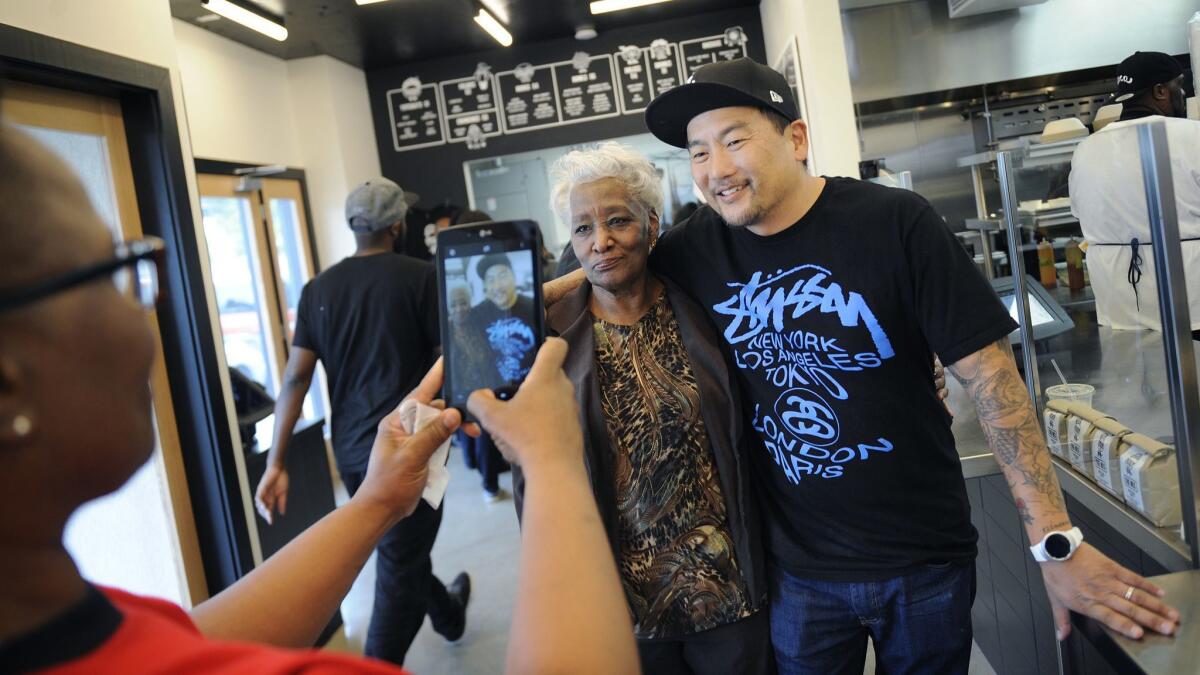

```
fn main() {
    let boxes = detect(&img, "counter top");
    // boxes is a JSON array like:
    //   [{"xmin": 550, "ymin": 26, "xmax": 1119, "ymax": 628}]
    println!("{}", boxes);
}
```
[{"xmin": 1072, "ymin": 570, "xmax": 1200, "ymax": 674}]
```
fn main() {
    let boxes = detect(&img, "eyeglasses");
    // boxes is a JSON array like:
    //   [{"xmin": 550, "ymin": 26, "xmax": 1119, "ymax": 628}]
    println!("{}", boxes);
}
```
[{"xmin": 0, "ymin": 236, "xmax": 165, "ymax": 314}]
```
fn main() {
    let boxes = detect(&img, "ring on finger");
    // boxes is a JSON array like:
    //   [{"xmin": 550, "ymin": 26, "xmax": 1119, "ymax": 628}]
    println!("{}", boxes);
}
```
[{"xmin": 1124, "ymin": 585, "xmax": 1135, "ymax": 601}]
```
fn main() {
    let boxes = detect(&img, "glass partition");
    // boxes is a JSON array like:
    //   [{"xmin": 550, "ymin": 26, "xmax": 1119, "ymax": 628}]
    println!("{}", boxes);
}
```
[{"xmin": 993, "ymin": 122, "xmax": 1200, "ymax": 570}]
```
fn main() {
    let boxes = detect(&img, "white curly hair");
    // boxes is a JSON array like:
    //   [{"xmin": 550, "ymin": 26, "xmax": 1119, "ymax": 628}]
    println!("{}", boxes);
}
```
[{"xmin": 549, "ymin": 142, "xmax": 663, "ymax": 231}]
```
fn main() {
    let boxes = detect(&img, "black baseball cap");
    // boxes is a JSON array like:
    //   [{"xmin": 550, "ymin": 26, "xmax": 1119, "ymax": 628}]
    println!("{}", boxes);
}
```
[
  {"xmin": 645, "ymin": 57, "xmax": 798, "ymax": 148},
  {"xmin": 1115, "ymin": 51, "xmax": 1184, "ymax": 102},
  {"xmin": 476, "ymin": 253, "xmax": 513, "ymax": 282}
]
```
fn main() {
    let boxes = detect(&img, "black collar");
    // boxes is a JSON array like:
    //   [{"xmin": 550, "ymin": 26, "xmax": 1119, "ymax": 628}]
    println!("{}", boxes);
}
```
[{"xmin": 0, "ymin": 584, "xmax": 123, "ymax": 674}]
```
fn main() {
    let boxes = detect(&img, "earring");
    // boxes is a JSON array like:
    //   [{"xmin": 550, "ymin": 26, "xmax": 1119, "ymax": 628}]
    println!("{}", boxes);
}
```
[{"xmin": 12, "ymin": 414, "xmax": 32, "ymax": 437}]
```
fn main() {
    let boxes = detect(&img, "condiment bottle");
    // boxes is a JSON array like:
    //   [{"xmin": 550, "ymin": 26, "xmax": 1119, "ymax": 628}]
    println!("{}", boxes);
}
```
[
  {"xmin": 1038, "ymin": 238, "xmax": 1057, "ymax": 289},
  {"xmin": 1065, "ymin": 238, "xmax": 1085, "ymax": 291}
]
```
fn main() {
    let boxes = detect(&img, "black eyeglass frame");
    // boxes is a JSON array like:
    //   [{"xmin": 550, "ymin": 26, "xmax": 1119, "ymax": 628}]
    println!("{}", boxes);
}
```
[{"xmin": 0, "ymin": 236, "xmax": 165, "ymax": 313}]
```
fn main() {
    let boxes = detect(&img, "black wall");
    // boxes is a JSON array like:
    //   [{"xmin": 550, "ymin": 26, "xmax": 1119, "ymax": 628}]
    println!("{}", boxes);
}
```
[{"xmin": 365, "ymin": 7, "xmax": 765, "ymax": 211}]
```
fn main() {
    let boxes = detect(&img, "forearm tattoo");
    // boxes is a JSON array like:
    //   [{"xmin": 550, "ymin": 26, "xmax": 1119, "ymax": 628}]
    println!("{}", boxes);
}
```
[{"xmin": 950, "ymin": 338, "xmax": 1068, "ymax": 532}]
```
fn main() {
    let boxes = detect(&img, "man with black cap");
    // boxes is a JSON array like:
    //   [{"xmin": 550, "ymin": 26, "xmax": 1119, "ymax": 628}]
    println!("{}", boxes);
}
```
[
  {"xmin": 466, "ymin": 252, "xmax": 539, "ymax": 398},
  {"xmin": 254, "ymin": 177, "xmax": 470, "ymax": 666},
  {"xmin": 1069, "ymin": 51, "xmax": 1200, "ymax": 338},
  {"xmin": 632, "ymin": 57, "xmax": 1179, "ymax": 673},
  {"xmin": 1114, "ymin": 51, "xmax": 1189, "ymax": 121}
]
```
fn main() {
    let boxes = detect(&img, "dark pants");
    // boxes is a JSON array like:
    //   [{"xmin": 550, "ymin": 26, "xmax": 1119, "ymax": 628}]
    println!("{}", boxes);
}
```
[
  {"xmin": 341, "ymin": 471, "xmax": 462, "ymax": 666},
  {"xmin": 456, "ymin": 430, "xmax": 507, "ymax": 493},
  {"xmin": 637, "ymin": 612, "xmax": 774, "ymax": 675},
  {"xmin": 769, "ymin": 560, "xmax": 976, "ymax": 675}
]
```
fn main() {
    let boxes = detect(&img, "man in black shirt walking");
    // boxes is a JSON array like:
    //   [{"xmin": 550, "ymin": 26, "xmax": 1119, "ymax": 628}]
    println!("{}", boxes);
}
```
[
  {"xmin": 254, "ymin": 178, "xmax": 469, "ymax": 665},
  {"xmin": 628, "ymin": 58, "xmax": 1179, "ymax": 673}
]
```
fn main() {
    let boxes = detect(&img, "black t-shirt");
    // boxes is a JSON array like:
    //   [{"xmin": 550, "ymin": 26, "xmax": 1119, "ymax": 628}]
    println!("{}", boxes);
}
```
[
  {"xmin": 651, "ymin": 177, "xmax": 1016, "ymax": 580},
  {"xmin": 466, "ymin": 294, "xmax": 538, "ymax": 391},
  {"xmin": 293, "ymin": 253, "xmax": 439, "ymax": 473}
]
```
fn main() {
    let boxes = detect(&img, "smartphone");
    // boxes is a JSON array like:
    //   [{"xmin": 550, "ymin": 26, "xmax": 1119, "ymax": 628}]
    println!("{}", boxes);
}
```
[{"xmin": 437, "ymin": 220, "xmax": 545, "ymax": 415}]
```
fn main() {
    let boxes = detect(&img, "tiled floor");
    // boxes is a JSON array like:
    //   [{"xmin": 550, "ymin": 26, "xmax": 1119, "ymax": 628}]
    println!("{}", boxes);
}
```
[{"xmin": 331, "ymin": 442, "xmax": 997, "ymax": 675}]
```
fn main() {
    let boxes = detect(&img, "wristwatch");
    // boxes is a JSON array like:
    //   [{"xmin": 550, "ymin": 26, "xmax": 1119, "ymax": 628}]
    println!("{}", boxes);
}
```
[{"xmin": 1030, "ymin": 527, "xmax": 1084, "ymax": 562}]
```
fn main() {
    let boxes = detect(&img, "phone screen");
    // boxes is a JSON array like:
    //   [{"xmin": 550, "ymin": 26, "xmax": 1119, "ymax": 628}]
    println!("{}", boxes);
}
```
[{"xmin": 440, "ymin": 227, "xmax": 543, "ymax": 410}]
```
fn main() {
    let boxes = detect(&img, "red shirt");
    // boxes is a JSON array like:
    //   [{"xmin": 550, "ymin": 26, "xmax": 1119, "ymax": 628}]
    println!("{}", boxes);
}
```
[{"xmin": 4, "ymin": 585, "xmax": 408, "ymax": 674}]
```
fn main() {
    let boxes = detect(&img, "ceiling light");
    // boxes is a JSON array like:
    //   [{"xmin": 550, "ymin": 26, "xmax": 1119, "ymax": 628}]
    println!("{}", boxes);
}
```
[
  {"xmin": 575, "ymin": 24, "xmax": 598, "ymax": 40},
  {"xmin": 201, "ymin": 0, "xmax": 288, "ymax": 41},
  {"xmin": 479, "ymin": 0, "xmax": 510, "ymax": 24},
  {"xmin": 355, "ymin": 0, "xmax": 392, "ymax": 4},
  {"xmin": 474, "ymin": 8, "xmax": 513, "ymax": 47},
  {"xmin": 590, "ymin": 0, "xmax": 673, "ymax": 14}
]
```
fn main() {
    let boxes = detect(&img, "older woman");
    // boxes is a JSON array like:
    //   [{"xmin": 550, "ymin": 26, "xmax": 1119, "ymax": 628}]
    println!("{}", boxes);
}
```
[
  {"xmin": 0, "ymin": 122, "xmax": 636, "ymax": 674},
  {"xmin": 513, "ymin": 142, "xmax": 772, "ymax": 674}
]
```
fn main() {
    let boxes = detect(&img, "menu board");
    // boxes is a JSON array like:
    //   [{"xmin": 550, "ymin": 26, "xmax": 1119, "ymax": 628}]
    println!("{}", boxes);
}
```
[
  {"xmin": 552, "ymin": 54, "xmax": 619, "ymax": 124},
  {"xmin": 645, "ymin": 41, "xmax": 686, "ymax": 100},
  {"xmin": 381, "ymin": 26, "xmax": 757, "ymax": 152},
  {"xmin": 679, "ymin": 27, "xmax": 749, "ymax": 78},
  {"xmin": 387, "ymin": 80, "xmax": 445, "ymax": 151},
  {"xmin": 496, "ymin": 63, "xmax": 561, "ymax": 134},
  {"xmin": 441, "ymin": 73, "xmax": 502, "ymax": 145},
  {"xmin": 614, "ymin": 46, "xmax": 652, "ymax": 114},
  {"xmin": 441, "ymin": 74, "xmax": 497, "ymax": 117}
]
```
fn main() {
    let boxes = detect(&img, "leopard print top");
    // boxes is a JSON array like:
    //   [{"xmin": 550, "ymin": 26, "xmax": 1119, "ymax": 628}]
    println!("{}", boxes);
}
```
[{"xmin": 593, "ymin": 292, "xmax": 751, "ymax": 640}]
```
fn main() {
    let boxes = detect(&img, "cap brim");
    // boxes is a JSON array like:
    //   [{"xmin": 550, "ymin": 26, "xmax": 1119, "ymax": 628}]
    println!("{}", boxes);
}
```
[{"xmin": 645, "ymin": 82, "xmax": 783, "ymax": 148}]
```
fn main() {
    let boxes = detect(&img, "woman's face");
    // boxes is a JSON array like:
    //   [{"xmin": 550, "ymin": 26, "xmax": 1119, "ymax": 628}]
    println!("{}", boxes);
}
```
[
  {"xmin": 449, "ymin": 287, "xmax": 471, "ymax": 324},
  {"xmin": 0, "ymin": 134, "xmax": 157, "ymax": 507},
  {"xmin": 569, "ymin": 177, "xmax": 656, "ymax": 294}
]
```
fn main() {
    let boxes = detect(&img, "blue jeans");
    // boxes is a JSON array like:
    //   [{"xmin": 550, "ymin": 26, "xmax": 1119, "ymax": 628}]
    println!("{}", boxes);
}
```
[{"xmin": 770, "ymin": 560, "xmax": 975, "ymax": 675}]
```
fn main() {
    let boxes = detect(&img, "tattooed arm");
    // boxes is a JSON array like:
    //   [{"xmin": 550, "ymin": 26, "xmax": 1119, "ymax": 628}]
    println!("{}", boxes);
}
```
[{"xmin": 949, "ymin": 338, "xmax": 1179, "ymax": 641}]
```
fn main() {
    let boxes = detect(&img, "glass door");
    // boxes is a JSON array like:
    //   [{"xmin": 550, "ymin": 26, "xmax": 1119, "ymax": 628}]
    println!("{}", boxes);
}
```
[{"xmin": 197, "ymin": 173, "xmax": 326, "ymax": 443}]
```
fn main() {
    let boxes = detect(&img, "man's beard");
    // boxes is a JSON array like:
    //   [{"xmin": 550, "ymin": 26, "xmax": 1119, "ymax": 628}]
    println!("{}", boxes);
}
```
[
  {"xmin": 1171, "ymin": 89, "xmax": 1188, "ymax": 118},
  {"xmin": 712, "ymin": 186, "xmax": 776, "ymax": 229}
]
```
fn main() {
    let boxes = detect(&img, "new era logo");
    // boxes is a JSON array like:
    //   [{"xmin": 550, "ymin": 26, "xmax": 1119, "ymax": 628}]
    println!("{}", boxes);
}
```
[
  {"xmin": 770, "ymin": 90, "xmax": 784, "ymax": 104},
  {"xmin": 1118, "ymin": 75, "xmax": 1134, "ymax": 85}
]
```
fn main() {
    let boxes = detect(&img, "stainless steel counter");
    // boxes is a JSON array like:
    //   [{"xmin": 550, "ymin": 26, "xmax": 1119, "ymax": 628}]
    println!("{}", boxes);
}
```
[
  {"xmin": 949, "ymin": 306, "xmax": 1199, "ymax": 569},
  {"xmin": 1071, "ymin": 570, "xmax": 1200, "ymax": 674}
]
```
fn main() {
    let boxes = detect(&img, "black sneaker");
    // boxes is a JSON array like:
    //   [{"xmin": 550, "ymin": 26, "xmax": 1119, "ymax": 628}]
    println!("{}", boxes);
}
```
[{"xmin": 440, "ymin": 572, "xmax": 471, "ymax": 642}]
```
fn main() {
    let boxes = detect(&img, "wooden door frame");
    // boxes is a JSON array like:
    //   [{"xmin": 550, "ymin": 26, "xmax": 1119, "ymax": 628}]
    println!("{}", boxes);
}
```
[
  {"xmin": 4, "ymin": 81, "xmax": 207, "ymax": 604},
  {"xmin": 195, "ymin": 160, "xmax": 321, "ymax": 273},
  {"xmin": 1, "ymin": 23, "xmax": 255, "ymax": 593}
]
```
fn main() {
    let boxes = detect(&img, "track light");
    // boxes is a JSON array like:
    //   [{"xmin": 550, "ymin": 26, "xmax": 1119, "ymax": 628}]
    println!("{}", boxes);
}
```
[
  {"xmin": 474, "ymin": 8, "xmax": 513, "ymax": 47},
  {"xmin": 590, "ymin": 0, "xmax": 673, "ymax": 14},
  {"xmin": 201, "ymin": 0, "xmax": 288, "ymax": 41}
]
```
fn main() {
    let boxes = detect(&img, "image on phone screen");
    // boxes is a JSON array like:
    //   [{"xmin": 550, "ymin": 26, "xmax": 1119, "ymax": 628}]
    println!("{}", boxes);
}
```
[{"xmin": 442, "ymin": 243, "xmax": 540, "ymax": 407}]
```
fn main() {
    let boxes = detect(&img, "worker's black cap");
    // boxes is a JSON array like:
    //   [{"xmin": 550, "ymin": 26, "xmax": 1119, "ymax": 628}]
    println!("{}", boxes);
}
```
[{"xmin": 1115, "ymin": 51, "xmax": 1184, "ymax": 102}]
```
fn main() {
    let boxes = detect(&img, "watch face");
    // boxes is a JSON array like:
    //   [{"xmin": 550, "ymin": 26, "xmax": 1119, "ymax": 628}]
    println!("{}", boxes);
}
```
[{"xmin": 1045, "ymin": 532, "xmax": 1072, "ymax": 559}]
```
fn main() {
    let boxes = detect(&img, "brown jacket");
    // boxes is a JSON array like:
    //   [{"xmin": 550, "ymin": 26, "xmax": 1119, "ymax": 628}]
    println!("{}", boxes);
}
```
[{"xmin": 512, "ymin": 276, "xmax": 767, "ymax": 610}]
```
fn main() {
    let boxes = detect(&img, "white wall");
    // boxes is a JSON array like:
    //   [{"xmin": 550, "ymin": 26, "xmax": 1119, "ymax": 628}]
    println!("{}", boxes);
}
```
[
  {"xmin": 759, "ymin": 0, "xmax": 863, "ymax": 178},
  {"xmin": 844, "ymin": 0, "xmax": 1199, "ymax": 103},
  {"xmin": 173, "ymin": 19, "xmax": 302, "ymax": 168},
  {"xmin": 171, "ymin": 18, "xmax": 379, "ymax": 269},
  {"xmin": 286, "ymin": 56, "xmax": 381, "ymax": 267}
]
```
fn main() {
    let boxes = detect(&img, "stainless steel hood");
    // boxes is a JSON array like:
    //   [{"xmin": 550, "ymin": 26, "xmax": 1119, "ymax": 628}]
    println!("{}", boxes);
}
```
[{"xmin": 948, "ymin": 0, "xmax": 1048, "ymax": 18}]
